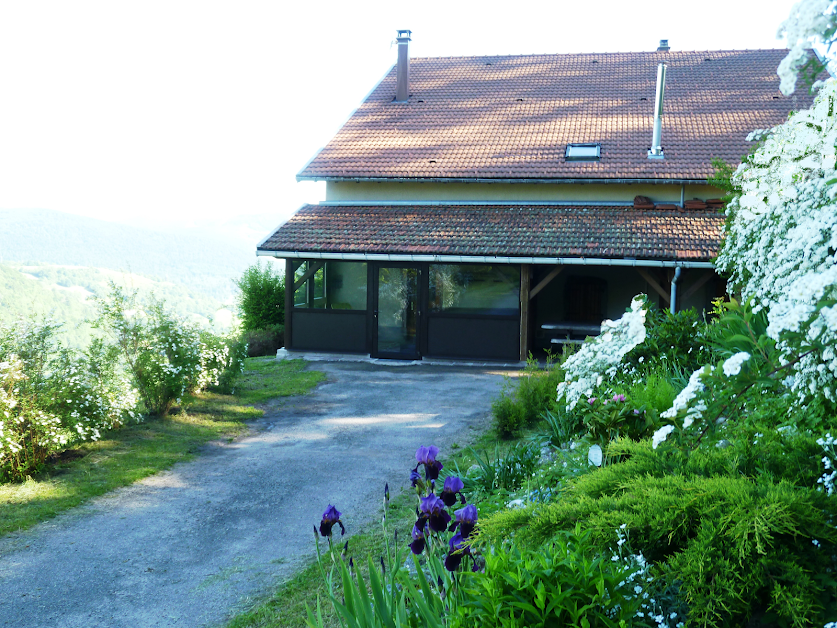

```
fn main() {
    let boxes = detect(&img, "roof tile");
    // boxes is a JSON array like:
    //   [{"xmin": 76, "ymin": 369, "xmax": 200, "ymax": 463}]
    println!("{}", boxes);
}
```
[{"xmin": 259, "ymin": 204, "xmax": 724, "ymax": 261}]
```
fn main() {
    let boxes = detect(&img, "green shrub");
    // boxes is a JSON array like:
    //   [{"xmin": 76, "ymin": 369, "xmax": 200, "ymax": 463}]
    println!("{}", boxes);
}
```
[
  {"xmin": 0, "ymin": 318, "xmax": 138, "ymax": 481},
  {"xmin": 492, "ymin": 355, "xmax": 562, "ymax": 437},
  {"xmin": 624, "ymin": 306, "xmax": 709, "ymax": 376},
  {"xmin": 477, "ymin": 438, "xmax": 837, "ymax": 628},
  {"xmin": 235, "ymin": 262, "xmax": 285, "ymax": 332},
  {"xmin": 450, "ymin": 527, "xmax": 644, "ymax": 628},
  {"xmin": 244, "ymin": 324, "xmax": 284, "ymax": 357},
  {"xmin": 92, "ymin": 283, "xmax": 243, "ymax": 416}
]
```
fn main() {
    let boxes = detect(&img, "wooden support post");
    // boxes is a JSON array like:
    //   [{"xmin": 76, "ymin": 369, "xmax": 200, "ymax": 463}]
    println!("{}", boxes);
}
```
[
  {"xmin": 520, "ymin": 264, "xmax": 530, "ymax": 361},
  {"xmin": 682, "ymin": 270, "xmax": 715, "ymax": 301},
  {"xmin": 284, "ymin": 259, "xmax": 293, "ymax": 350},
  {"xmin": 636, "ymin": 268, "xmax": 670, "ymax": 305},
  {"xmin": 529, "ymin": 265, "xmax": 564, "ymax": 300}
]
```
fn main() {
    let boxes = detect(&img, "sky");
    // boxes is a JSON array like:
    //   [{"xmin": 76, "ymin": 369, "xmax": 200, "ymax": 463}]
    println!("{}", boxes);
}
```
[{"xmin": 0, "ymin": 0, "xmax": 804, "ymax": 235}]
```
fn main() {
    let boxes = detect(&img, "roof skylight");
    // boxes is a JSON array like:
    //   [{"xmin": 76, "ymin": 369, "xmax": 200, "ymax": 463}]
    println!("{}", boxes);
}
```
[{"xmin": 565, "ymin": 143, "xmax": 601, "ymax": 161}]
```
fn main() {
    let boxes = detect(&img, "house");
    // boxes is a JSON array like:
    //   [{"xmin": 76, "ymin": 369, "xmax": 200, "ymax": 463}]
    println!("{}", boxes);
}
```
[{"xmin": 257, "ymin": 33, "xmax": 816, "ymax": 362}]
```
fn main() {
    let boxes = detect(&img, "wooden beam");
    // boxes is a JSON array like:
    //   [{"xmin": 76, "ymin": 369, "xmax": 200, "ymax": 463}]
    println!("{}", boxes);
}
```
[
  {"xmin": 520, "ymin": 264, "xmax": 530, "ymax": 361},
  {"xmin": 682, "ymin": 270, "xmax": 715, "ymax": 301},
  {"xmin": 529, "ymin": 265, "xmax": 564, "ymax": 300},
  {"xmin": 284, "ymin": 260, "xmax": 293, "ymax": 350},
  {"xmin": 636, "ymin": 268, "xmax": 670, "ymax": 305},
  {"xmin": 293, "ymin": 261, "xmax": 325, "ymax": 291}
]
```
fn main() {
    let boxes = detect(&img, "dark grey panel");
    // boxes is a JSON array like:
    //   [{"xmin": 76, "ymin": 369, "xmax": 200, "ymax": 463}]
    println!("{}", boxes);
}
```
[
  {"xmin": 292, "ymin": 311, "xmax": 367, "ymax": 353},
  {"xmin": 426, "ymin": 317, "xmax": 519, "ymax": 360}
]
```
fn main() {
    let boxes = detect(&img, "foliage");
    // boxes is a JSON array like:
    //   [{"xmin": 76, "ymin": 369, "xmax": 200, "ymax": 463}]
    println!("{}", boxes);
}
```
[
  {"xmin": 715, "ymin": 78, "xmax": 837, "ymax": 406},
  {"xmin": 450, "ymin": 527, "xmax": 644, "ymax": 628},
  {"xmin": 556, "ymin": 296, "xmax": 648, "ymax": 411},
  {"xmin": 623, "ymin": 306, "xmax": 709, "ymax": 377},
  {"xmin": 91, "ymin": 283, "xmax": 243, "ymax": 416},
  {"xmin": 576, "ymin": 393, "xmax": 655, "ymax": 444},
  {"xmin": 491, "ymin": 354, "xmax": 562, "ymax": 437},
  {"xmin": 0, "ymin": 318, "xmax": 138, "ymax": 481},
  {"xmin": 235, "ymin": 262, "xmax": 285, "ymax": 332},
  {"xmin": 460, "ymin": 442, "xmax": 541, "ymax": 494},
  {"xmin": 477, "ymin": 438, "xmax": 837, "ymax": 628},
  {"xmin": 243, "ymin": 323, "xmax": 284, "ymax": 357},
  {"xmin": 776, "ymin": 0, "xmax": 836, "ymax": 95}
]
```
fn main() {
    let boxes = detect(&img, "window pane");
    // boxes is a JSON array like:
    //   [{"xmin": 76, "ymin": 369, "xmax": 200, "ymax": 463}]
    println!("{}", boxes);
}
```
[
  {"xmin": 325, "ymin": 261, "xmax": 367, "ymax": 310},
  {"xmin": 293, "ymin": 260, "xmax": 367, "ymax": 310},
  {"xmin": 429, "ymin": 264, "xmax": 519, "ymax": 315}
]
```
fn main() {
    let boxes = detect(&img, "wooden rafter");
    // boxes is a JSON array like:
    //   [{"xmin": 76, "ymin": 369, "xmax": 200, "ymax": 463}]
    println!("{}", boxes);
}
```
[
  {"xmin": 293, "ymin": 261, "xmax": 325, "ymax": 291},
  {"xmin": 529, "ymin": 265, "xmax": 564, "ymax": 300},
  {"xmin": 682, "ymin": 270, "xmax": 715, "ymax": 301},
  {"xmin": 636, "ymin": 268, "xmax": 670, "ymax": 305}
]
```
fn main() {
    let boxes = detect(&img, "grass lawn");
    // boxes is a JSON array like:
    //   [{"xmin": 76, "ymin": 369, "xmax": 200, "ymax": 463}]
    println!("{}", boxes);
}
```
[{"xmin": 0, "ymin": 358, "xmax": 324, "ymax": 538}]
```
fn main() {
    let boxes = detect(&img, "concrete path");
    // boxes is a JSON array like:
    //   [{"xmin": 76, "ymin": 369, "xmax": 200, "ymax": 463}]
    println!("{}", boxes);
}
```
[{"xmin": 0, "ymin": 362, "xmax": 511, "ymax": 628}]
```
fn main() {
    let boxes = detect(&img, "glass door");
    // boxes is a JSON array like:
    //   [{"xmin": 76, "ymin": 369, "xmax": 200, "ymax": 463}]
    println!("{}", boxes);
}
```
[{"xmin": 374, "ymin": 266, "xmax": 420, "ymax": 359}]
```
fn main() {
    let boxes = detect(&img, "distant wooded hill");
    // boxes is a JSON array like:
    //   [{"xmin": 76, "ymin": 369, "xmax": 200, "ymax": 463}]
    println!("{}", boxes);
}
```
[
  {"xmin": 0, "ymin": 209, "xmax": 260, "ymax": 301},
  {"xmin": 0, "ymin": 262, "xmax": 233, "ymax": 347}
]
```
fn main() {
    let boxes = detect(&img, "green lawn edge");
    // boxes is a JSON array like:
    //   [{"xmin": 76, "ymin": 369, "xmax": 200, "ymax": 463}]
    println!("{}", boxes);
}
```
[{"xmin": 0, "ymin": 358, "xmax": 324, "ymax": 539}]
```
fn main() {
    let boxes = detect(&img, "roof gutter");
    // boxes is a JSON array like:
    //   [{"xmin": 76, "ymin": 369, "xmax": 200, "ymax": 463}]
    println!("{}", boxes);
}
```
[
  {"xmin": 256, "ymin": 249, "xmax": 715, "ymax": 269},
  {"xmin": 296, "ymin": 175, "xmax": 707, "ymax": 185}
]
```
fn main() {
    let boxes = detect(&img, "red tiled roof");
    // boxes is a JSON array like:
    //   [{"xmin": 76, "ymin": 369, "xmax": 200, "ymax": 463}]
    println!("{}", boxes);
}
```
[
  {"xmin": 258, "ymin": 204, "xmax": 724, "ymax": 261},
  {"xmin": 298, "ymin": 50, "xmax": 816, "ymax": 182}
]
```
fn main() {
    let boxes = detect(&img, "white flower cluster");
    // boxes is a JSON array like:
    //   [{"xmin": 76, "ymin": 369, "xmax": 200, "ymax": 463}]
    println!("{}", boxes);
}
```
[
  {"xmin": 816, "ymin": 432, "xmax": 837, "ymax": 494},
  {"xmin": 716, "ymin": 78, "xmax": 837, "ymax": 403},
  {"xmin": 611, "ymin": 525, "xmax": 684, "ymax": 627},
  {"xmin": 721, "ymin": 352, "xmax": 751, "ymax": 377},
  {"xmin": 556, "ymin": 296, "xmax": 648, "ymax": 409},
  {"xmin": 776, "ymin": 0, "xmax": 835, "ymax": 95},
  {"xmin": 0, "ymin": 356, "xmax": 67, "ymax": 464}
]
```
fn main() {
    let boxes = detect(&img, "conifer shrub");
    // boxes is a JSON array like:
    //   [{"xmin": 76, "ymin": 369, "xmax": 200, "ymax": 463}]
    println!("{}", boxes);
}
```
[{"xmin": 476, "ymin": 438, "xmax": 837, "ymax": 627}]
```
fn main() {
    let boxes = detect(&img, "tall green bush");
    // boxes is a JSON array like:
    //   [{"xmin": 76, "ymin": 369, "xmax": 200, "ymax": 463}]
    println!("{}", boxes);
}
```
[
  {"xmin": 0, "ymin": 318, "xmax": 138, "ymax": 481},
  {"xmin": 92, "ymin": 283, "xmax": 244, "ymax": 416},
  {"xmin": 235, "ymin": 262, "xmax": 285, "ymax": 332}
]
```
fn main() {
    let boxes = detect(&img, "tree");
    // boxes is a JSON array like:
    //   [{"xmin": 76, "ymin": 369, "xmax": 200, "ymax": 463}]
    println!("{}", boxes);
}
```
[{"xmin": 235, "ymin": 262, "xmax": 285, "ymax": 332}]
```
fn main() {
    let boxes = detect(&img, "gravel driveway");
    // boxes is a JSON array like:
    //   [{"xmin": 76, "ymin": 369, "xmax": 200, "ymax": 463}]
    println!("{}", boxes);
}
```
[{"xmin": 0, "ymin": 361, "xmax": 511, "ymax": 628}]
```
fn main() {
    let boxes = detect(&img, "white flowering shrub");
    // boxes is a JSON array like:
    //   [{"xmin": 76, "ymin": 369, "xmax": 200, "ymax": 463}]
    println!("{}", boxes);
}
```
[
  {"xmin": 776, "ymin": 0, "xmax": 836, "ymax": 95},
  {"xmin": 715, "ymin": 78, "xmax": 837, "ymax": 405},
  {"xmin": 0, "ymin": 319, "xmax": 139, "ymax": 481},
  {"xmin": 92, "ymin": 283, "xmax": 245, "ymax": 415},
  {"xmin": 556, "ymin": 295, "xmax": 648, "ymax": 410}
]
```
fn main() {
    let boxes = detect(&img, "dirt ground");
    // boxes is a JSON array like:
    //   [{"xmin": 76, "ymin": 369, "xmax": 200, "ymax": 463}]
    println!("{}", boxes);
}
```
[{"xmin": 0, "ymin": 361, "xmax": 511, "ymax": 628}]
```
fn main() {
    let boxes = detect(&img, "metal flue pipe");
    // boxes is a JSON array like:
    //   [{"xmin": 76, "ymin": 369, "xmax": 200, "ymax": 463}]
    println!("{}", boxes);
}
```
[
  {"xmin": 648, "ymin": 63, "xmax": 667, "ymax": 159},
  {"xmin": 395, "ymin": 30, "xmax": 411, "ymax": 103}
]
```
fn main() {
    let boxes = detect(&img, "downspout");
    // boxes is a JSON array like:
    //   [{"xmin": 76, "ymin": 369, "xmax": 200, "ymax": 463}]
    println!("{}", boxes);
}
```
[{"xmin": 670, "ymin": 266, "xmax": 682, "ymax": 313}]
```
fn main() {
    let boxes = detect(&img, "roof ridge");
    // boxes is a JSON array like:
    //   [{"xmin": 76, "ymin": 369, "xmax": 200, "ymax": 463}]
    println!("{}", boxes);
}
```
[{"xmin": 405, "ymin": 49, "xmax": 792, "ymax": 62}]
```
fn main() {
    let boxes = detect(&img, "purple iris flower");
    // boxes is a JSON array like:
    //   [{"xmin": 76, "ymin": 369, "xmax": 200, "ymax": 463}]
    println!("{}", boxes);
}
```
[
  {"xmin": 415, "ymin": 445, "xmax": 444, "ymax": 481},
  {"xmin": 613, "ymin": 394, "xmax": 626, "ymax": 403},
  {"xmin": 409, "ymin": 521, "xmax": 427, "ymax": 555},
  {"xmin": 409, "ymin": 469, "xmax": 422, "ymax": 487},
  {"xmin": 444, "ymin": 533, "xmax": 471, "ymax": 571},
  {"xmin": 588, "ymin": 397, "xmax": 597, "ymax": 404},
  {"xmin": 449, "ymin": 504, "xmax": 478, "ymax": 538},
  {"xmin": 420, "ymin": 493, "xmax": 452, "ymax": 532},
  {"xmin": 319, "ymin": 504, "xmax": 346, "ymax": 537},
  {"xmin": 440, "ymin": 476, "xmax": 465, "ymax": 507}
]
